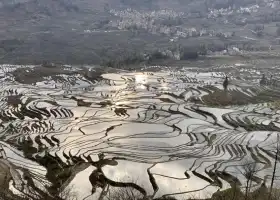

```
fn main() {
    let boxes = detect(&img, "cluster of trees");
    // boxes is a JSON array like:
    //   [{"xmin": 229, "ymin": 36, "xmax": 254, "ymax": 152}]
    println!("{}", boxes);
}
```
[
  {"xmin": 253, "ymin": 24, "xmax": 265, "ymax": 37},
  {"xmin": 275, "ymin": 24, "xmax": 280, "ymax": 37},
  {"xmin": 101, "ymin": 51, "xmax": 146, "ymax": 68},
  {"xmin": 262, "ymin": 12, "xmax": 280, "ymax": 24},
  {"xmin": 0, "ymin": 39, "xmax": 23, "ymax": 53},
  {"xmin": 101, "ymin": 46, "xmax": 200, "ymax": 68},
  {"xmin": 100, "ymin": 38, "xmax": 269, "ymax": 68}
]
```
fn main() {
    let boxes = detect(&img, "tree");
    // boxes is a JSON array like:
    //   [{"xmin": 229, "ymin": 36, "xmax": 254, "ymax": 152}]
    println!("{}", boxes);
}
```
[
  {"xmin": 103, "ymin": 186, "xmax": 143, "ymax": 200},
  {"xmin": 269, "ymin": 134, "xmax": 280, "ymax": 200},
  {"xmin": 256, "ymin": 30, "xmax": 263, "ymax": 37},
  {"xmin": 223, "ymin": 76, "xmax": 229, "ymax": 91},
  {"xmin": 276, "ymin": 27, "xmax": 280, "ymax": 36},
  {"xmin": 238, "ymin": 159, "xmax": 261, "ymax": 200}
]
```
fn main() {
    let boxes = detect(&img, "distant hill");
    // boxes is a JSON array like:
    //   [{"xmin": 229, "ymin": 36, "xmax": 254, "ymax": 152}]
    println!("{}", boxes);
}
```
[{"xmin": 0, "ymin": 0, "xmax": 279, "ymax": 65}]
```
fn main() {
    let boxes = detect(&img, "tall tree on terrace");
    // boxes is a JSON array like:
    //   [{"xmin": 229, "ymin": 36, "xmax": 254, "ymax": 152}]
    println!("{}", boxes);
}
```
[
  {"xmin": 223, "ymin": 76, "xmax": 229, "ymax": 91},
  {"xmin": 269, "ymin": 134, "xmax": 280, "ymax": 200}
]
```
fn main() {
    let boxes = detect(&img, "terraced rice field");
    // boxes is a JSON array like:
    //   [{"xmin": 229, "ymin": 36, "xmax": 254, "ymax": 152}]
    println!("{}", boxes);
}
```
[{"xmin": 1, "ymin": 64, "xmax": 280, "ymax": 199}]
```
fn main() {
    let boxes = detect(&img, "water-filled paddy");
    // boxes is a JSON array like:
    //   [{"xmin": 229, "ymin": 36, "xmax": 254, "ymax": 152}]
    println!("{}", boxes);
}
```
[{"xmin": 0, "ymin": 64, "xmax": 280, "ymax": 199}]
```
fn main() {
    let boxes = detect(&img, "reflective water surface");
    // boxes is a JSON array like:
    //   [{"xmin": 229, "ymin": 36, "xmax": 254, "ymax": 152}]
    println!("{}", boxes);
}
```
[{"xmin": 0, "ymin": 64, "xmax": 280, "ymax": 199}]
